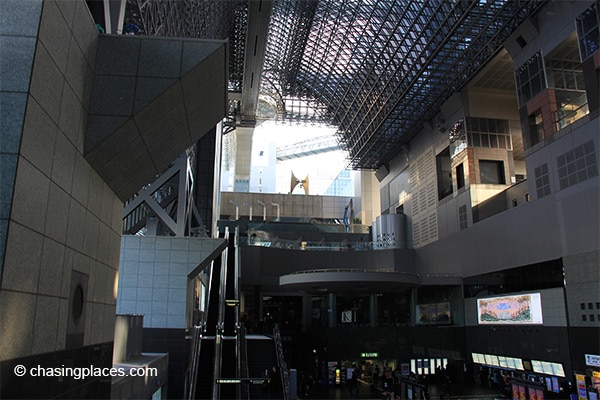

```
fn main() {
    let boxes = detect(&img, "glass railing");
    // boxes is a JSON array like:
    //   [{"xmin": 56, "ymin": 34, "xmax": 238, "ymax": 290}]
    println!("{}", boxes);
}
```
[{"xmin": 243, "ymin": 237, "xmax": 405, "ymax": 251}]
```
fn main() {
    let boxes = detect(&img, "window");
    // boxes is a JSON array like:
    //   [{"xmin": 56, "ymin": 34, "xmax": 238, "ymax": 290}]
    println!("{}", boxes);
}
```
[
  {"xmin": 582, "ymin": 314, "xmax": 587, "ymax": 322},
  {"xmin": 456, "ymin": 163, "xmax": 465, "ymax": 190},
  {"xmin": 534, "ymin": 163, "xmax": 551, "ymax": 198},
  {"xmin": 581, "ymin": 303, "xmax": 586, "ymax": 310},
  {"xmin": 449, "ymin": 119, "xmax": 466, "ymax": 158},
  {"xmin": 557, "ymin": 140, "xmax": 598, "ymax": 190},
  {"xmin": 466, "ymin": 117, "xmax": 512, "ymax": 150},
  {"xmin": 546, "ymin": 59, "xmax": 586, "ymax": 91},
  {"xmin": 554, "ymin": 89, "xmax": 589, "ymax": 131},
  {"xmin": 436, "ymin": 148, "xmax": 453, "ymax": 200},
  {"xmin": 576, "ymin": 2, "xmax": 600, "ymax": 61},
  {"xmin": 528, "ymin": 110, "xmax": 544, "ymax": 147},
  {"xmin": 459, "ymin": 205, "xmax": 468, "ymax": 230},
  {"xmin": 516, "ymin": 52, "xmax": 547, "ymax": 106},
  {"xmin": 479, "ymin": 160, "xmax": 506, "ymax": 184}
]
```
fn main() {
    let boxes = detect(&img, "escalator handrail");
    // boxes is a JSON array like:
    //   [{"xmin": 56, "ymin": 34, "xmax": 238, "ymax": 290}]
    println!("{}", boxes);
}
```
[
  {"xmin": 187, "ymin": 325, "xmax": 203, "ymax": 400},
  {"xmin": 273, "ymin": 324, "xmax": 291, "ymax": 400},
  {"xmin": 212, "ymin": 228, "xmax": 229, "ymax": 400}
]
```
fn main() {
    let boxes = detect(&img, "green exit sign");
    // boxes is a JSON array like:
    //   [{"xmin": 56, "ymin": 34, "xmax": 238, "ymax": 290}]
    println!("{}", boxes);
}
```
[{"xmin": 360, "ymin": 352, "xmax": 379, "ymax": 358}]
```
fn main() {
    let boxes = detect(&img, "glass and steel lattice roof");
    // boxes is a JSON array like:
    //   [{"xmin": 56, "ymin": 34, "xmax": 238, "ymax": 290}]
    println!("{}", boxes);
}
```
[
  {"xmin": 125, "ymin": 0, "xmax": 545, "ymax": 171},
  {"xmin": 260, "ymin": 0, "xmax": 545, "ymax": 169}
]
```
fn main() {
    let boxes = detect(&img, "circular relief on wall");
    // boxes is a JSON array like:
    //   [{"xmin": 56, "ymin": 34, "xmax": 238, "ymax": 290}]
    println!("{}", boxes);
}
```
[{"xmin": 72, "ymin": 284, "xmax": 84, "ymax": 322}]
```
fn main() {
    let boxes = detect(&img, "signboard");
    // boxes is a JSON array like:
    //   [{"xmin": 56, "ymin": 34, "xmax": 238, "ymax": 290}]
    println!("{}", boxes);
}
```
[
  {"xmin": 513, "ymin": 358, "xmax": 524, "ymax": 371},
  {"xmin": 341, "ymin": 310, "xmax": 354, "ymax": 323},
  {"xmin": 531, "ymin": 360, "xmax": 543, "ymax": 373},
  {"xmin": 551, "ymin": 377, "xmax": 560, "ymax": 393},
  {"xmin": 361, "ymin": 352, "xmax": 379, "ymax": 358},
  {"xmin": 416, "ymin": 302, "xmax": 451, "ymax": 324},
  {"xmin": 576, "ymin": 373, "xmax": 587, "ymax": 400},
  {"xmin": 472, "ymin": 353, "xmax": 484, "ymax": 364},
  {"xmin": 586, "ymin": 354, "xmax": 600, "ymax": 367},
  {"xmin": 536, "ymin": 388, "xmax": 545, "ymax": 400},
  {"xmin": 530, "ymin": 360, "xmax": 565, "ymax": 377},
  {"xmin": 477, "ymin": 293, "xmax": 543, "ymax": 324}
]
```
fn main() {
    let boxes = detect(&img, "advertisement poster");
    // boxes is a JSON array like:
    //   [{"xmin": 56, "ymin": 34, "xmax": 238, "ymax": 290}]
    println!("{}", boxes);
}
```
[
  {"xmin": 416, "ymin": 302, "xmax": 451, "ymax": 324},
  {"xmin": 512, "ymin": 384, "xmax": 520, "ymax": 400},
  {"xmin": 478, "ymin": 293, "xmax": 543, "ymax": 324},
  {"xmin": 576, "ymin": 373, "xmax": 587, "ymax": 400},
  {"xmin": 551, "ymin": 376, "xmax": 560, "ymax": 393},
  {"xmin": 530, "ymin": 388, "xmax": 538, "ymax": 400},
  {"xmin": 519, "ymin": 385, "xmax": 526, "ymax": 400},
  {"xmin": 536, "ymin": 388, "xmax": 545, "ymax": 400}
]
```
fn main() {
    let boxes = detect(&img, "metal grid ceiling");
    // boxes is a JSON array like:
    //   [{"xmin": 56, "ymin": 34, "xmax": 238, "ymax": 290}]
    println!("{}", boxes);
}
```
[
  {"xmin": 260, "ymin": 0, "xmax": 545, "ymax": 169},
  {"xmin": 124, "ymin": 0, "xmax": 247, "ymax": 92}
]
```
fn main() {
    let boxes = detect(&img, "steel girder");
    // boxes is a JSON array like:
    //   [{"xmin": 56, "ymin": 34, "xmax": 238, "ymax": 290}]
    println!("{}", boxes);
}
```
[
  {"xmin": 260, "ymin": 0, "xmax": 546, "ymax": 169},
  {"xmin": 124, "ymin": 0, "xmax": 247, "ymax": 92}
]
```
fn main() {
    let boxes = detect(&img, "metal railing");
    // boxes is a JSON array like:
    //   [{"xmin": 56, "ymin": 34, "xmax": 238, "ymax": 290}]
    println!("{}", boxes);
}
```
[
  {"xmin": 273, "ymin": 324, "xmax": 290, "ymax": 400},
  {"xmin": 212, "ymin": 228, "xmax": 230, "ymax": 400},
  {"xmin": 244, "ymin": 237, "xmax": 405, "ymax": 251},
  {"xmin": 554, "ymin": 91, "xmax": 589, "ymax": 131},
  {"xmin": 186, "ymin": 325, "xmax": 203, "ymax": 400}
]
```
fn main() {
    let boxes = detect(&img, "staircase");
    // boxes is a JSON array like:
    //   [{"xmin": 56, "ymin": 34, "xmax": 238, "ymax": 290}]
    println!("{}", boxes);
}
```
[{"xmin": 246, "ymin": 336, "xmax": 280, "ymax": 399}]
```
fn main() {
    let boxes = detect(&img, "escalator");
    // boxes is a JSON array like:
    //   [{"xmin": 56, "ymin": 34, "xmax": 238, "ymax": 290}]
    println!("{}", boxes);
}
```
[
  {"xmin": 189, "ymin": 228, "xmax": 289, "ymax": 399},
  {"xmin": 219, "ymin": 338, "xmax": 238, "ymax": 399},
  {"xmin": 190, "ymin": 229, "xmax": 241, "ymax": 400},
  {"xmin": 194, "ymin": 338, "xmax": 215, "ymax": 400}
]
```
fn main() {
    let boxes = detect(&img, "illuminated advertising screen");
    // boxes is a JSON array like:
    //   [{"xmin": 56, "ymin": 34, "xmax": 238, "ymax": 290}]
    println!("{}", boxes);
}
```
[
  {"xmin": 531, "ymin": 360, "xmax": 543, "ymax": 373},
  {"xmin": 541, "ymin": 361, "xmax": 554, "ymax": 375},
  {"xmin": 477, "ymin": 293, "xmax": 543, "ymax": 324},
  {"xmin": 513, "ymin": 358, "xmax": 524, "ymax": 371},
  {"xmin": 416, "ymin": 302, "xmax": 451, "ymax": 324},
  {"xmin": 504, "ymin": 357, "xmax": 516, "ymax": 369},
  {"xmin": 552, "ymin": 363, "xmax": 565, "ymax": 377},
  {"xmin": 472, "ymin": 353, "xmax": 484, "ymax": 364},
  {"xmin": 490, "ymin": 355, "xmax": 500, "ymax": 367},
  {"xmin": 498, "ymin": 356, "xmax": 508, "ymax": 368}
]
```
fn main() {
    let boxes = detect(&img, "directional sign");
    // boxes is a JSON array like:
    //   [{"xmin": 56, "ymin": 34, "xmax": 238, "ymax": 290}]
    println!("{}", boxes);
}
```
[{"xmin": 216, "ymin": 378, "xmax": 268, "ymax": 384}]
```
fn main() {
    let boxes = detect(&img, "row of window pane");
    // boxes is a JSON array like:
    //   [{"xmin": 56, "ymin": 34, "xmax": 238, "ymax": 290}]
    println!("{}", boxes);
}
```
[
  {"xmin": 580, "ymin": 302, "xmax": 600, "ymax": 310},
  {"xmin": 516, "ymin": 52, "xmax": 547, "ymax": 106},
  {"xmin": 557, "ymin": 140, "xmax": 598, "ymax": 190},
  {"xmin": 581, "ymin": 314, "xmax": 599, "ymax": 322},
  {"xmin": 576, "ymin": 2, "xmax": 600, "ymax": 61},
  {"xmin": 468, "ymin": 132, "xmax": 512, "ymax": 150},
  {"xmin": 534, "ymin": 163, "xmax": 551, "ymax": 198},
  {"xmin": 546, "ymin": 59, "xmax": 586, "ymax": 91},
  {"xmin": 466, "ymin": 117, "xmax": 509, "ymax": 134},
  {"xmin": 458, "ymin": 205, "xmax": 468, "ymax": 230}
]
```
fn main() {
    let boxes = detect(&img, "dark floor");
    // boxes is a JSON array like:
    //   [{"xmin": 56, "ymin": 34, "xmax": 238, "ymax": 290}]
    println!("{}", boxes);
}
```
[{"xmin": 298, "ymin": 380, "xmax": 502, "ymax": 400}]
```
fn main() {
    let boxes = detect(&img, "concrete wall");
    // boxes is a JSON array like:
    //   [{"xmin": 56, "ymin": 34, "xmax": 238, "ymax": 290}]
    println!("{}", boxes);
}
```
[
  {"xmin": 221, "ymin": 191, "xmax": 354, "ymax": 221},
  {"xmin": 0, "ymin": 0, "xmax": 122, "ymax": 361},
  {"xmin": 117, "ymin": 235, "xmax": 226, "ymax": 329},
  {"xmin": 0, "ymin": 1, "xmax": 123, "ymax": 397}
]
